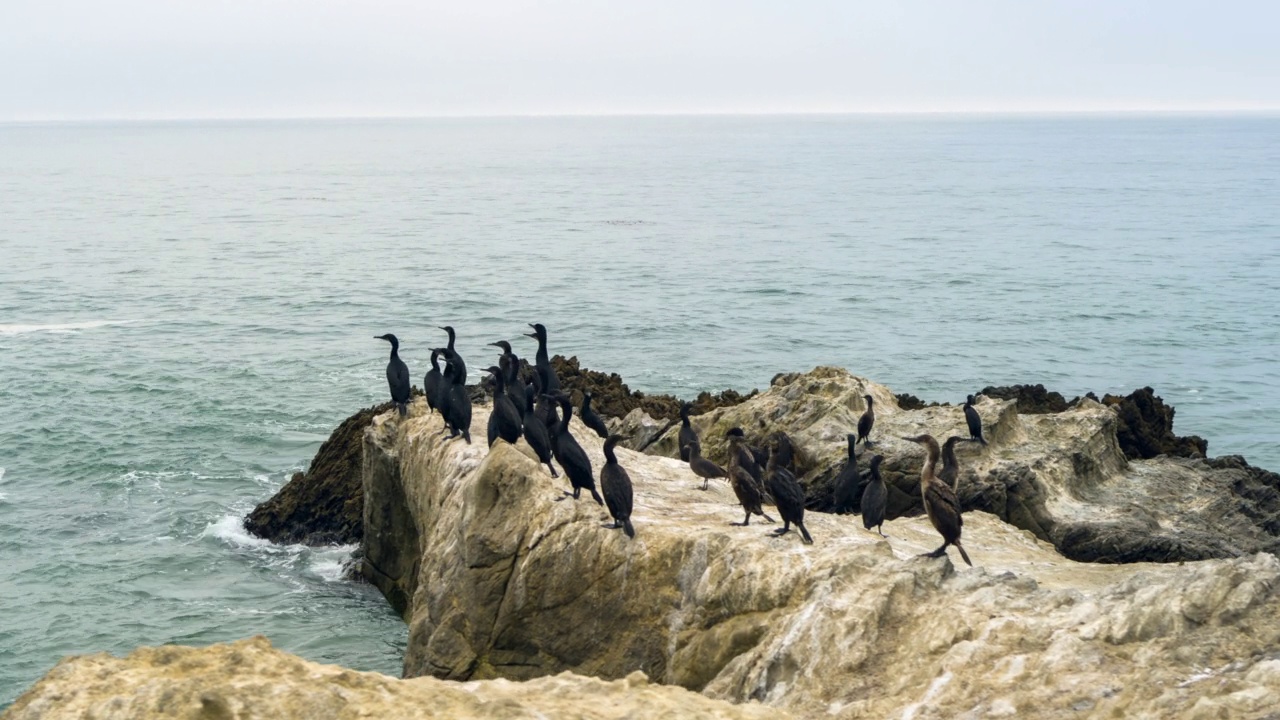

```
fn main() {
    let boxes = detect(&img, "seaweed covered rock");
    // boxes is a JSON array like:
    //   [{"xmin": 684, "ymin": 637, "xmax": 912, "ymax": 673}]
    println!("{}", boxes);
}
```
[
  {"xmin": 1102, "ymin": 386, "xmax": 1209, "ymax": 459},
  {"xmin": 977, "ymin": 383, "xmax": 1072, "ymax": 414},
  {"xmin": 551, "ymin": 355, "xmax": 756, "ymax": 422},
  {"xmin": 243, "ymin": 401, "xmax": 396, "ymax": 545}
]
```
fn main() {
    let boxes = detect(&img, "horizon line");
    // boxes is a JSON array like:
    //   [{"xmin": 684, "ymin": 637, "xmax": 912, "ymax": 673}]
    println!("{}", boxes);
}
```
[{"xmin": 3, "ymin": 107, "xmax": 1280, "ymax": 124}]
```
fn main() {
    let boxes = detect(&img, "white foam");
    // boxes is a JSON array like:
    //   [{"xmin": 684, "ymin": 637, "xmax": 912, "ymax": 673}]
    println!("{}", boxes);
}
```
[
  {"xmin": 0, "ymin": 320, "xmax": 140, "ymax": 336},
  {"xmin": 203, "ymin": 514, "xmax": 275, "ymax": 549},
  {"xmin": 309, "ymin": 547, "xmax": 358, "ymax": 582}
]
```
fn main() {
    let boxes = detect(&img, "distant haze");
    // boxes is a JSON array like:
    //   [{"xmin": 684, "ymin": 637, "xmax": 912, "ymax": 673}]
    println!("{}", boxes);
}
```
[{"xmin": 2, "ymin": 0, "xmax": 1278, "ymax": 120}]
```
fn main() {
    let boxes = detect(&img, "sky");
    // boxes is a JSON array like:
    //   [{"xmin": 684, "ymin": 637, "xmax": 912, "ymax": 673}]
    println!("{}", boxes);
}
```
[{"xmin": 1, "ymin": 0, "xmax": 1277, "ymax": 120}]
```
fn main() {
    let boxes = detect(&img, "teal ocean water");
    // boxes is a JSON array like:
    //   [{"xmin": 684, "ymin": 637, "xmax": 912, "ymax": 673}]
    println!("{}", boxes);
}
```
[{"xmin": 1, "ymin": 115, "xmax": 1278, "ymax": 705}]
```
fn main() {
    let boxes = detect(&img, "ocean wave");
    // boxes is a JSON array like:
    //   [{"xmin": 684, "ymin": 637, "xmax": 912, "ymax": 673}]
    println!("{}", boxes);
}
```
[
  {"xmin": 202, "ymin": 514, "xmax": 276, "ymax": 549},
  {"xmin": 0, "ymin": 320, "xmax": 141, "ymax": 336},
  {"xmin": 203, "ymin": 513, "xmax": 356, "ymax": 582}
]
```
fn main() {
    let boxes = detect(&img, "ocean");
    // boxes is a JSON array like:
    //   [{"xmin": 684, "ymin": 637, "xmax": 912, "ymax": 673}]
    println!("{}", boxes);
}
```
[{"xmin": 1, "ymin": 114, "xmax": 1277, "ymax": 706}]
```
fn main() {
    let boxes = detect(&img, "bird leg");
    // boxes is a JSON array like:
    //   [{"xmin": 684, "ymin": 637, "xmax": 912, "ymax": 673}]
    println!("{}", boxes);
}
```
[
  {"xmin": 919, "ymin": 543, "xmax": 949, "ymax": 559},
  {"xmin": 545, "ymin": 462, "xmax": 559, "ymax": 478},
  {"xmin": 771, "ymin": 521, "xmax": 791, "ymax": 537},
  {"xmin": 700, "ymin": 478, "xmax": 709, "ymax": 491},
  {"xmin": 732, "ymin": 511, "xmax": 751, "ymax": 527}
]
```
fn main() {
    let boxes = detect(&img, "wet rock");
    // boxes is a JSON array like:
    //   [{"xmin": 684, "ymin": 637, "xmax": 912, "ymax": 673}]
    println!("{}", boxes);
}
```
[
  {"xmin": 1102, "ymin": 386, "xmax": 1209, "ymax": 459},
  {"xmin": 4, "ymin": 637, "xmax": 785, "ymax": 720},
  {"xmin": 243, "ymin": 401, "xmax": 399, "ymax": 545}
]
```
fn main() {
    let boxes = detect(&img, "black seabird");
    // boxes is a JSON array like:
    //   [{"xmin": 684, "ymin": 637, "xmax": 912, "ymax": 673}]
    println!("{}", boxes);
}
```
[
  {"xmin": 549, "ymin": 393, "xmax": 603, "ymax": 505},
  {"xmin": 764, "ymin": 440, "xmax": 812, "ymax": 544},
  {"xmin": 686, "ymin": 440, "xmax": 728, "ymax": 491},
  {"xmin": 678, "ymin": 402, "xmax": 698, "ymax": 462},
  {"xmin": 726, "ymin": 428, "xmax": 774, "ymax": 526},
  {"xmin": 831, "ymin": 434, "xmax": 861, "ymax": 514},
  {"xmin": 600, "ymin": 434, "xmax": 636, "ymax": 538},
  {"xmin": 580, "ymin": 391, "xmax": 610, "ymax": 439},
  {"xmin": 375, "ymin": 334, "xmax": 410, "ymax": 417},
  {"xmin": 485, "ymin": 365, "xmax": 522, "ymax": 447},
  {"xmin": 525, "ymin": 322, "xmax": 559, "ymax": 395},
  {"xmin": 857, "ymin": 394, "xmax": 876, "ymax": 445},
  {"xmin": 939, "ymin": 435, "xmax": 970, "ymax": 494},
  {"xmin": 424, "ymin": 349, "xmax": 444, "ymax": 416},
  {"xmin": 860, "ymin": 455, "xmax": 887, "ymax": 537},
  {"xmin": 522, "ymin": 384, "xmax": 558, "ymax": 477},
  {"xmin": 964, "ymin": 395, "xmax": 987, "ymax": 445}
]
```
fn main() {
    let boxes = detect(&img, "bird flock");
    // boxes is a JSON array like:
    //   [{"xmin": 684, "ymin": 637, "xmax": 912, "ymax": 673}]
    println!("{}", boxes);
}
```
[{"xmin": 375, "ymin": 326, "xmax": 990, "ymax": 565}]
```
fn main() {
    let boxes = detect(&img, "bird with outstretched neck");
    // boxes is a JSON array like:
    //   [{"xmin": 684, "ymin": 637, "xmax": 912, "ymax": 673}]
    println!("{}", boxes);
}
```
[
  {"xmin": 375, "ymin": 334, "xmax": 410, "ymax": 417},
  {"xmin": 600, "ymin": 434, "xmax": 636, "ymax": 538},
  {"xmin": 438, "ymin": 325, "xmax": 466, "ymax": 383},
  {"xmin": 764, "ymin": 438, "xmax": 812, "ymax": 544},
  {"xmin": 860, "ymin": 455, "xmax": 887, "ymax": 537},
  {"xmin": 964, "ymin": 395, "xmax": 987, "ymax": 445},
  {"xmin": 488, "ymin": 341, "xmax": 527, "ymax": 414},
  {"xmin": 939, "ymin": 436, "xmax": 973, "ymax": 494},
  {"xmin": 548, "ymin": 392, "xmax": 603, "ymax": 505},
  {"xmin": 580, "ymin": 391, "xmax": 610, "ymax": 439},
  {"xmin": 903, "ymin": 434, "xmax": 972, "ymax": 566},
  {"xmin": 525, "ymin": 322, "xmax": 560, "ymax": 395},
  {"xmin": 435, "ymin": 348, "xmax": 471, "ymax": 444}
]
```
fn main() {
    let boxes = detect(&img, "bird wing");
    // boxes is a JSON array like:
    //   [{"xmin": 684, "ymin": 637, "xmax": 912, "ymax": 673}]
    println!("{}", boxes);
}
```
[{"xmin": 924, "ymin": 480, "xmax": 964, "ymax": 540}]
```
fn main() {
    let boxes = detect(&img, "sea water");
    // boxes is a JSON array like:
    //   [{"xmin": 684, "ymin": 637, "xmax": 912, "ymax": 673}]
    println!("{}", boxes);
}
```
[{"xmin": 1, "ymin": 115, "xmax": 1277, "ymax": 705}]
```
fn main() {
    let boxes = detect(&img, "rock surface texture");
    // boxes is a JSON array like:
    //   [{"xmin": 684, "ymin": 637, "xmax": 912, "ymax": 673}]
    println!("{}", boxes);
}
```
[
  {"xmin": 2, "ymin": 637, "xmax": 784, "ymax": 720},
  {"xmin": 352, "ymin": 371, "xmax": 1280, "ymax": 718}
]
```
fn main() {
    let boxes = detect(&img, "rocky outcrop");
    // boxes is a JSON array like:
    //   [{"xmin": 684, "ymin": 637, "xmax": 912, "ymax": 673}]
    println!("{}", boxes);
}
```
[
  {"xmin": 2, "ymin": 637, "xmax": 785, "ymax": 720},
  {"xmin": 551, "ymin": 355, "xmax": 756, "ymax": 422},
  {"xmin": 1102, "ymin": 386, "xmax": 1209, "ymax": 459},
  {"xmin": 643, "ymin": 368, "xmax": 1280, "ymax": 563},
  {"xmin": 356, "ymin": 391, "xmax": 1280, "ymax": 718},
  {"xmin": 243, "ymin": 401, "xmax": 396, "ymax": 545}
]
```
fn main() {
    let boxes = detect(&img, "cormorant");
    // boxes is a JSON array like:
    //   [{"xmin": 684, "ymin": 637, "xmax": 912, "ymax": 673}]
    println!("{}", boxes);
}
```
[
  {"xmin": 678, "ymin": 402, "xmax": 698, "ymax": 462},
  {"xmin": 438, "ymin": 351, "xmax": 471, "ymax": 443},
  {"xmin": 549, "ymin": 393, "xmax": 603, "ymax": 505},
  {"xmin": 964, "ymin": 395, "xmax": 987, "ymax": 445},
  {"xmin": 438, "ymin": 325, "xmax": 466, "ymax": 383},
  {"xmin": 580, "ymin": 391, "xmax": 610, "ymax": 439},
  {"xmin": 488, "ymin": 341, "xmax": 527, "ymax": 413},
  {"xmin": 375, "ymin": 334, "xmax": 410, "ymax": 417},
  {"xmin": 861, "ymin": 455, "xmax": 887, "ymax": 537},
  {"xmin": 686, "ymin": 440, "xmax": 727, "ymax": 491},
  {"xmin": 831, "ymin": 434, "xmax": 861, "ymax": 514},
  {"xmin": 424, "ymin": 349, "xmax": 444, "ymax": 416},
  {"xmin": 727, "ymin": 427, "xmax": 765, "ymax": 487},
  {"xmin": 522, "ymin": 383, "xmax": 558, "ymax": 477},
  {"xmin": 764, "ymin": 440, "xmax": 812, "ymax": 544},
  {"xmin": 939, "ymin": 436, "xmax": 970, "ymax": 494},
  {"xmin": 857, "ymin": 394, "xmax": 876, "ymax": 445},
  {"xmin": 726, "ymin": 428, "xmax": 774, "ymax": 526},
  {"xmin": 903, "ymin": 434, "xmax": 972, "ymax": 566},
  {"xmin": 600, "ymin": 434, "xmax": 635, "ymax": 538},
  {"xmin": 769, "ymin": 431, "xmax": 796, "ymax": 472},
  {"xmin": 525, "ymin": 322, "xmax": 559, "ymax": 394},
  {"xmin": 485, "ymin": 366, "xmax": 522, "ymax": 447}
]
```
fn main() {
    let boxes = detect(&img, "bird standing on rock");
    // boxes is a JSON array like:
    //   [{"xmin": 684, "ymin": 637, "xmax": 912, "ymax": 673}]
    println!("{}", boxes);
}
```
[
  {"xmin": 580, "ymin": 391, "xmax": 610, "ymax": 439},
  {"xmin": 437, "ymin": 349, "xmax": 471, "ymax": 443},
  {"xmin": 903, "ymin": 434, "xmax": 972, "ymax": 566},
  {"xmin": 521, "ymin": 384, "xmax": 558, "ymax": 477},
  {"xmin": 764, "ymin": 439, "xmax": 813, "ymax": 544},
  {"xmin": 438, "ymin": 326, "xmax": 466, "ymax": 383},
  {"xmin": 375, "ymin": 334, "xmax": 410, "ymax": 417},
  {"xmin": 857, "ymin": 394, "xmax": 876, "ymax": 445},
  {"xmin": 831, "ymin": 434, "xmax": 861, "ymax": 514},
  {"xmin": 686, "ymin": 440, "xmax": 728, "ymax": 491},
  {"xmin": 600, "ymin": 434, "xmax": 636, "ymax": 538},
  {"xmin": 861, "ymin": 455, "xmax": 887, "ymax": 537},
  {"xmin": 424, "ymin": 349, "xmax": 443, "ymax": 416},
  {"xmin": 939, "ymin": 436, "xmax": 972, "ymax": 494},
  {"xmin": 549, "ymin": 392, "xmax": 603, "ymax": 505},
  {"xmin": 678, "ymin": 402, "xmax": 698, "ymax": 462},
  {"xmin": 964, "ymin": 395, "xmax": 987, "ymax": 445},
  {"xmin": 485, "ymin": 366, "xmax": 522, "ymax": 446},
  {"xmin": 525, "ymin": 323, "xmax": 559, "ymax": 395},
  {"xmin": 726, "ymin": 428, "xmax": 775, "ymax": 526},
  {"xmin": 488, "ymin": 341, "xmax": 527, "ymax": 413}
]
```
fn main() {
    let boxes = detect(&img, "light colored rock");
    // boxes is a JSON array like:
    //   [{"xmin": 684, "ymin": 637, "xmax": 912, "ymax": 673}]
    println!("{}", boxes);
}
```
[
  {"xmin": 611, "ymin": 408, "xmax": 674, "ymax": 452},
  {"xmin": 356, "ymin": 381, "xmax": 1280, "ymax": 718},
  {"xmin": 645, "ymin": 367, "xmax": 1280, "ymax": 563},
  {"xmin": 2, "ymin": 636, "xmax": 786, "ymax": 720}
]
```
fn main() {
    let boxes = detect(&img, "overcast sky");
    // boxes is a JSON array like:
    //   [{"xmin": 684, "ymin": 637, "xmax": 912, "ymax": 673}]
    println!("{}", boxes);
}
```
[{"xmin": 2, "ymin": 0, "xmax": 1277, "ymax": 120}]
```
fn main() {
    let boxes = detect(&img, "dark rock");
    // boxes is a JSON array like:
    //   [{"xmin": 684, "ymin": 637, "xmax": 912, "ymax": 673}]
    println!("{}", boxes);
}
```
[
  {"xmin": 1101, "ymin": 386, "xmax": 1208, "ymax": 459},
  {"xmin": 551, "ymin": 355, "xmax": 756, "ymax": 422},
  {"xmin": 894, "ymin": 393, "xmax": 944, "ymax": 411},
  {"xmin": 978, "ymin": 384, "xmax": 1072, "ymax": 414},
  {"xmin": 244, "ymin": 399, "xmax": 403, "ymax": 545}
]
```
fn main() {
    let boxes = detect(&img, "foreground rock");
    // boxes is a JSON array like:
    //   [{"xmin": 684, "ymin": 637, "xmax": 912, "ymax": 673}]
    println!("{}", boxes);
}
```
[
  {"xmin": 2, "ymin": 637, "xmax": 784, "ymax": 720},
  {"xmin": 359, "ymin": 391, "xmax": 1280, "ymax": 718},
  {"xmin": 645, "ymin": 367, "xmax": 1280, "ymax": 563}
]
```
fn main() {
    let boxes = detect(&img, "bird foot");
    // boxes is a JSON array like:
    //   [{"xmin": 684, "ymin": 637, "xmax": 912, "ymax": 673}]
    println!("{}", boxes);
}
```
[
  {"xmin": 554, "ymin": 495, "xmax": 569, "ymax": 502},
  {"xmin": 771, "ymin": 528, "xmax": 790, "ymax": 536},
  {"xmin": 730, "ymin": 521, "xmax": 749, "ymax": 527}
]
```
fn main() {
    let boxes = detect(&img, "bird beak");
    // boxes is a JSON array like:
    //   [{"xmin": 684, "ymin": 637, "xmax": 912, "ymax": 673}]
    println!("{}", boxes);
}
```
[
  {"xmin": 524, "ymin": 333, "xmax": 536, "ymax": 339},
  {"xmin": 488, "ymin": 342, "xmax": 501, "ymax": 347}
]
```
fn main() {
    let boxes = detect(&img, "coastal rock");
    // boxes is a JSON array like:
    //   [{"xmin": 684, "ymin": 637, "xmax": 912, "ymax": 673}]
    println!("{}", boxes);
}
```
[
  {"xmin": 611, "ymin": 408, "xmax": 675, "ymax": 452},
  {"xmin": 243, "ymin": 401, "xmax": 396, "ymax": 545},
  {"xmin": 1102, "ymin": 386, "xmax": 1209, "ymax": 459},
  {"xmin": 356, "ymin": 395, "xmax": 1280, "ymax": 718},
  {"xmin": 645, "ymin": 368, "xmax": 1280, "ymax": 563},
  {"xmin": 2, "ymin": 637, "xmax": 784, "ymax": 720}
]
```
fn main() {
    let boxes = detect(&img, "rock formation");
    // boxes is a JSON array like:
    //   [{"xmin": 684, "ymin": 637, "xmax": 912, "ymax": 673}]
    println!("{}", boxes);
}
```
[
  {"xmin": 353, "ymin": 383, "xmax": 1280, "ymax": 717},
  {"xmin": 2, "ymin": 637, "xmax": 784, "ymax": 720}
]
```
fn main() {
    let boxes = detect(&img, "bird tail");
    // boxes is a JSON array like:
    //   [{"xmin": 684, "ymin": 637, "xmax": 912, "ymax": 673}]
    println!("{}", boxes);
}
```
[
  {"xmin": 798, "ymin": 522, "xmax": 813, "ymax": 545},
  {"xmin": 590, "ymin": 488, "xmax": 604, "ymax": 506},
  {"xmin": 398, "ymin": 402, "xmax": 407, "ymax": 417},
  {"xmin": 623, "ymin": 519, "xmax": 635, "ymax": 538},
  {"xmin": 462, "ymin": 430, "xmax": 471, "ymax": 444},
  {"xmin": 955, "ymin": 542, "xmax": 973, "ymax": 567}
]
